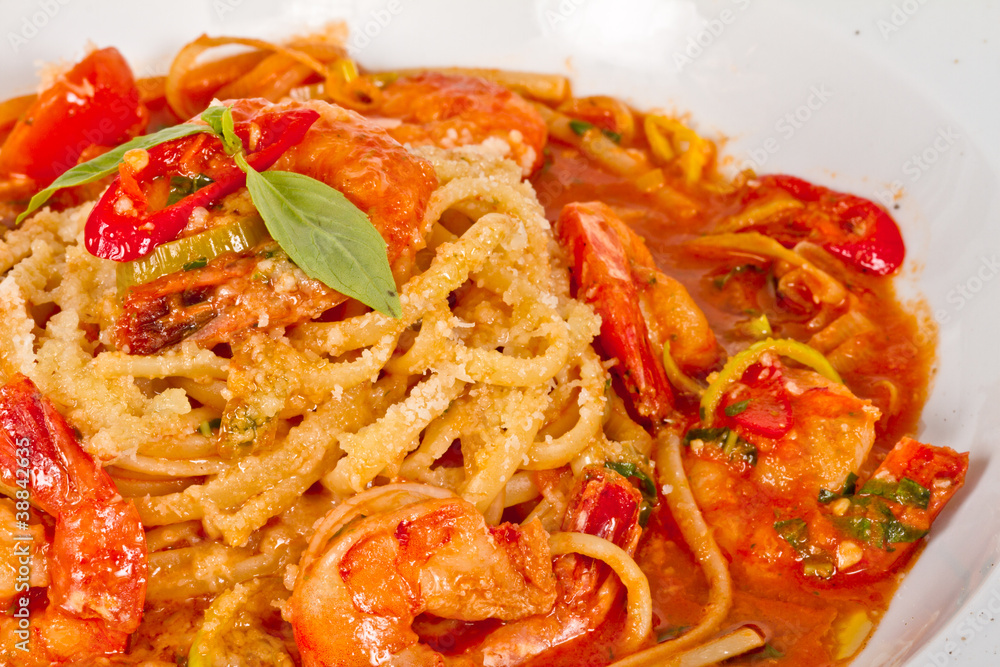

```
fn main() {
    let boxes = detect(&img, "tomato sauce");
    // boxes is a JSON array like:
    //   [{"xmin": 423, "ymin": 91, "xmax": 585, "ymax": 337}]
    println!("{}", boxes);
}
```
[{"xmin": 530, "ymin": 126, "xmax": 936, "ymax": 665}]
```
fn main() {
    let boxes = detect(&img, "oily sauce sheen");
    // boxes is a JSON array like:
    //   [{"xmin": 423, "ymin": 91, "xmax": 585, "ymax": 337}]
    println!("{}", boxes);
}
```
[{"xmin": 529, "ymin": 123, "xmax": 935, "ymax": 666}]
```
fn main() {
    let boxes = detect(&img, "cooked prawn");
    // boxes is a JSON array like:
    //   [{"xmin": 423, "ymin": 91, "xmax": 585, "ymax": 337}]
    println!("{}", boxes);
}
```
[
  {"xmin": 114, "ymin": 97, "xmax": 438, "ymax": 355},
  {"xmin": 0, "ymin": 374, "xmax": 147, "ymax": 664},
  {"xmin": 289, "ymin": 484, "xmax": 557, "ymax": 667},
  {"xmin": 555, "ymin": 201, "xmax": 720, "ymax": 422},
  {"xmin": 369, "ymin": 72, "xmax": 548, "ymax": 177},
  {"xmin": 461, "ymin": 466, "xmax": 644, "ymax": 666},
  {"xmin": 289, "ymin": 467, "xmax": 643, "ymax": 666},
  {"xmin": 684, "ymin": 358, "xmax": 966, "ymax": 587}
]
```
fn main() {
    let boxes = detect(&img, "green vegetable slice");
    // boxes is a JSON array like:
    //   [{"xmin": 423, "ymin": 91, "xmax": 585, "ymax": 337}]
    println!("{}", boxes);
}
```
[{"xmin": 116, "ymin": 215, "xmax": 269, "ymax": 295}]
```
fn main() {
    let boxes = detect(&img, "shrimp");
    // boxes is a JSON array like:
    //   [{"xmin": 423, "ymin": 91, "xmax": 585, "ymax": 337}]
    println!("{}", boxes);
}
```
[
  {"xmin": 369, "ymin": 72, "xmax": 548, "ymax": 177},
  {"xmin": 461, "ymin": 467, "xmax": 644, "ymax": 666},
  {"xmin": 289, "ymin": 467, "xmax": 643, "ymax": 666},
  {"xmin": 114, "ymin": 98, "xmax": 438, "ymax": 355},
  {"xmin": 0, "ymin": 374, "xmax": 147, "ymax": 664},
  {"xmin": 683, "ymin": 357, "xmax": 967, "ymax": 587},
  {"xmin": 555, "ymin": 201, "xmax": 720, "ymax": 422}
]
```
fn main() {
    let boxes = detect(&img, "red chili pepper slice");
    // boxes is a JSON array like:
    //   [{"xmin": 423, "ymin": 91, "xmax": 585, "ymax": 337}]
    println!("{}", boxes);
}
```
[
  {"xmin": 0, "ymin": 47, "xmax": 147, "ymax": 187},
  {"xmin": 720, "ymin": 362, "xmax": 793, "ymax": 439},
  {"xmin": 748, "ymin": 174, "xmax": 906, "ymax": 276},
  {"xmin": 85, "ymin": 104, "xmax": 319, "ymax": 261}
]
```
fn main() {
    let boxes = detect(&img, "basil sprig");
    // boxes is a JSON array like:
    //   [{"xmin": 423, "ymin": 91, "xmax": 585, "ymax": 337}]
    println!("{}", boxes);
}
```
[
  {"xmin": 18, "ymin": 104, "xmax": 401, "ymax": 318},
  {"xmin": 224, "ymin": 116, "xmax": 401, "ymax": 318}
]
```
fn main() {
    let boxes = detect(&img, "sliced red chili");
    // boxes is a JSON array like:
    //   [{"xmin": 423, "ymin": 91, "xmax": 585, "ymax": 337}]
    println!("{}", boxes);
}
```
[
  {"xmin": 0, "ymin": 47, "xmax": 147, "ymax": 187},
  {"xmin": 747, "ymin": 174, "xmax": 905, "ymax": 276},
  {"xmin": 720, "ymin": 362, "xmax": 793, "ymax": 439},
  {"xmin": 85, "ymin": 104, "xmax": 319, "ymax": 261}
]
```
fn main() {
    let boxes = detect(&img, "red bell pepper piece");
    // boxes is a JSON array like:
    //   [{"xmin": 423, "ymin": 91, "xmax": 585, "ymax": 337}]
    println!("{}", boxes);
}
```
[
  {"xmin": 0, "ymin": 47, "xmax": 147, "ymax": 187},
  {"xmin": 750, "ymin": 174, "xmax": 906, "ymax": 276},
  {"xmin": 720, "ymin": 362, "xmax": 793, "ymax": 439},
  {"xmin": 85, "ymin": 104, "xmax": 319, "ymax": 261}
]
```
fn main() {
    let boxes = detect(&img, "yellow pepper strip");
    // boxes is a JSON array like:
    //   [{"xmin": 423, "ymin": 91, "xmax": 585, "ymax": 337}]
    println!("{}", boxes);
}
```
[
  {"xmin": 644, "ymin": 114, "xmax": 712, "ymax": 186},
  {"xmin": 714, "ymin": 197, "xmax": 804, "ymax": 233},
  {"xmin": 117, "ymin": 215, "xmax": 269, "ymax": 295},
  {"xmin": 833, "ymin": 610, "xmax": 875, "ymax": 660},
  {"xmin": 686, "ymin": 232, "xmax": 847, "ymax": 306},
  {"xmin": 700, "ymin": 338, "xmax": 842, "ymax": 425},
  {"xmin": 662, "ymin": 340, "xmax": 705, "ymax": 397},
  {"xmin": 741, "ymin": 313, "xmax": 773, "ymax": 340}
]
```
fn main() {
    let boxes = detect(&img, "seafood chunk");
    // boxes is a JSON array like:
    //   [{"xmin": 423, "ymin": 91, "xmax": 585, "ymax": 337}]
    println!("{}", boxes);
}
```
[{"xmin": 372, "ymin": 72, "xmax": 548, "ymax": 177}]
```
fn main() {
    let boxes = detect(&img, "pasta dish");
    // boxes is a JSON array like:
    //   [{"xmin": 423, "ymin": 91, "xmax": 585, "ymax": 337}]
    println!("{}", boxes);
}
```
[{"xmin": 0, "ymin": 27, "xmax": 968, "ymax": 667}]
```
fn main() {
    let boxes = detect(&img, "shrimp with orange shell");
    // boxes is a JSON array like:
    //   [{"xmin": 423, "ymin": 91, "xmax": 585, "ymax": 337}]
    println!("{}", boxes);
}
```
[{"xmin": 0, "ymin": 374, "xmax": 147, "ymax": 665}]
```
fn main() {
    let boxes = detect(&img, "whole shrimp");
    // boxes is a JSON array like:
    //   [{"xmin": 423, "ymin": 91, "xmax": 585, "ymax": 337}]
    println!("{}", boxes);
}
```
[
  {"xmin": 0, "ymin": 374, "xmax": 147, "ymax": 664},
  {"xmin": 113, "ymin": 97, "xmax": 438, "ymax": 355},
  {"xmin": 288, "ymin": 467, "xmax": 643, "ymax": 666},
  {"xmin": 369, "ymin": 71, "xmax": 548, "ymax": 177},
  {"xmin": 555, "ymin": 201, "xmax": 720, "ymax": 422}
]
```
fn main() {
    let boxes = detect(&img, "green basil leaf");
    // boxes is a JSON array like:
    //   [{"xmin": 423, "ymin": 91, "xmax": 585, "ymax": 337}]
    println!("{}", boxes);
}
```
[
  {"xmin": 683, "ymin": 426, "xmax": 729, "ymax": 444},
  {"xmin": 859, "ymin": 477, "xmax": 930, "ymax": 509},
  {"xmin": 774, "ymin": 517, "xmax": 809, "ymax": 552},
  {"xmin": 568, "ymin": 119, "xmax": 593, "ymax": 136},
  {"xmin": 604, "ymin": 461, "xmax": 656, "ymax": 498},
  {"xmin": 166, "ymin": 174, "xmax": 215, "ymax": 207},
  {"xmin": 601, "ymin": 128, "xmax": 622, "ymax": 143},
  {"xmin": 202, "ymin": 105, "xmax": 241, "ymax": 155},
  {"xmin": 818, "ymin": 488, "xmax": 838, "ymax": 504},
  {"xmin": 841, "ymin": 471, "xmax": 859, "ymax": 496},
  {"xmin": 835, "ymin": 515, "xmax": 873, "ymax": 543},
  {"xmin": 16, "ymin": 121, "xmax": 216, "ymax": 224},
  {"xmin": 243, "ymin": 167, "xmax": 401, "ymax": 318},
  {"xmin": 724, "ymin": 399, "xmax": 750, "ymax": 417},
  {"xmin": 895, "ymin": 477, "xmax": 931, "ymax": 509},
  {"xmin": 200, "ymin": 105, "xmax": 226, "ymax": 136}
]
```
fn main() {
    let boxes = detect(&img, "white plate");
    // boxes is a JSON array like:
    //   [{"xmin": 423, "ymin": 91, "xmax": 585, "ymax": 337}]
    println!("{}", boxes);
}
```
[{"xmin": 2, "ymin": 1, "xmax": 998, "ymax": 664}]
